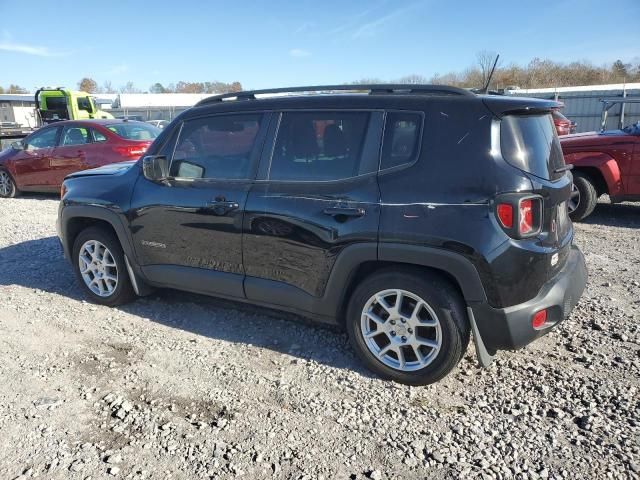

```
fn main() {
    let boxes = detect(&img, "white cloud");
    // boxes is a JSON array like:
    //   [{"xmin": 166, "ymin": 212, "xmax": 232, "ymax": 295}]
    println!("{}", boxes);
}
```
[
  {"xmin": 289, "ymin": 48, "xmax": 311, "ymax": 58},
  {"xmin": 0, "ymin": 41, "xmax": 63, "ymax": 57},
  {"xmin": 352, "ymin": 3, "xmax": 420, "ymax": 39}
]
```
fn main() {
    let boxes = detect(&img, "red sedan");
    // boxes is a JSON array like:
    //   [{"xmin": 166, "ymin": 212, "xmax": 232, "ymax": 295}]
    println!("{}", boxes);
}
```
[{"xmin": 0, "ymin": 119, "xmax": 160, "ymax": 197}]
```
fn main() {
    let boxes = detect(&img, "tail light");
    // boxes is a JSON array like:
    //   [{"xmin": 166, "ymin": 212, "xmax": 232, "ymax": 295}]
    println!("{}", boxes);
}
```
[
  {"xmin": 519, "ymin": 199, "xmax": 535, "ymax": 234},
  {"xmin": 112, "ymin": 143, "xmax": 151, "ymax": 159},
  {"xmin": 495, "ymin": 195, "xmax": 542, "ymax": 238}
]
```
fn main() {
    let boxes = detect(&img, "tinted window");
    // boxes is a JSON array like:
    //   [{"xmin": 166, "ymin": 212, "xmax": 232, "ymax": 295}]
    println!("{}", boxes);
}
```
[
  {"xmin": 381, "ymin": 112, "xmax": 422, "ymax": 170},
  {"xmin": 501, "ymin": 114, "xmax": 565, "ymax": 180},
  {"xmin": 270, "ymin": 112, "xmax": 370, "ymax": 181},
  {"xmin": 92, "ymin": 129, "xmax": 108, "ymax": 142},
  {"xmin": 45, "ymin": 97, "xmax": 67, "ymax": 110},
  {"xmin": 107, "ymin": 123, "xmax": 160, "ymax": 141},
  {"xmin": 61, "ymin": 126, "xmax": 90, "ymax": 146},
  {"xmin": 170, "ymin": 114, "xmax": 263, "ymax": 179},
  {"xmin": 25, "ymin": 127, "xmax": 58, "ymax": 150},
  {"xmin": 77, "ymin": 97, "xmax": 92, "ymax": 112}
]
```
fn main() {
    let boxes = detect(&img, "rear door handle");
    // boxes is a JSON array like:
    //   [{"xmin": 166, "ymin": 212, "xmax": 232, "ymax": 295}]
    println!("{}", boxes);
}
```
[
  {"xmin": 207, "ymin": 199, "xmax": 239, "ymax": 215},
  {"xmin": 323, "ymin": 207, "xmax": 365, "ymax": 218}
]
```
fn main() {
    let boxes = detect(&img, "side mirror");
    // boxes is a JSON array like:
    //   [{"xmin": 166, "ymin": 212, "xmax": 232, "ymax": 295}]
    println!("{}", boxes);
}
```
[
  {"xmin": 11, "ymin": 141, "xmax": 24, "ymax": 150},
  {"xmin": 142, "ymin": 155, "xmax": 169, "ymax": 182}
]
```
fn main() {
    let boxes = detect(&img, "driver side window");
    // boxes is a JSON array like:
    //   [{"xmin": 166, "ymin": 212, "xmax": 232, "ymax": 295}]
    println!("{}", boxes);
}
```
[
  {"xmin": 170, "ymin": 114, "xmax": 263, "ymax": 180},
  {"xmin": 25, "ymin": 127, "xmax": 59, "ymax": 151}
]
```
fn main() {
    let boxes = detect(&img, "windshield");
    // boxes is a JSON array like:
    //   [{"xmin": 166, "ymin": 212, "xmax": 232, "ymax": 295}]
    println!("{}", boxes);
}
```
[
  {"xmin": 107, "ymin": 122, "xmax": 160, "ymax": 141},
  {"xmin": 622, "ymin": 121, "xmax": 640, "ymax": 135}
]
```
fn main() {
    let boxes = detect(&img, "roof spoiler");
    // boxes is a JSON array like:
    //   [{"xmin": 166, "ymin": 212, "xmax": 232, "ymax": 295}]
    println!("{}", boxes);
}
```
[{"xmin": 482, "ymin": 96, "xmax": 563, "ymax": 116}]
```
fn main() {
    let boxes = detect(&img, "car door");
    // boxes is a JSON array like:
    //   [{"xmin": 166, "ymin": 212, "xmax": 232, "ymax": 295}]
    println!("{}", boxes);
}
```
[
  {"xmin": 630, "ymin": 129, "xmax": 640, "ymax": 195},
  {"xmin": 13, "ymin": 126, "xmax": 60, "ymax": 188},
  {"xmin": 243, "ymin": 110, "xmax": 383, "ymax": 307},
  {"xmin": 48, "ymin": 124, "xmax": 92, "ymax": 187},
  {"xmin": 129, "ymin": 111, "xmax": 270, "ymax": 299}
]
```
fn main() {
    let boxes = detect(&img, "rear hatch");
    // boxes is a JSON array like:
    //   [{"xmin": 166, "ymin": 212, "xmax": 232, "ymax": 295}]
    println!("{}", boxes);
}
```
[{"xmin": 485, "ymin": 97, "xmax": 573, "ymax": 271}]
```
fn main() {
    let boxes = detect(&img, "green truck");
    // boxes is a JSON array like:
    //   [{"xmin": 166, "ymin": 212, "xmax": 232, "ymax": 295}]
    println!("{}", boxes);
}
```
[
  {"xmin": 35, "ymin": 87, "xmax": 114, "ymax": 124},
  {"xmin": 1, "ymin": 88, "xmax": 115, "ymax": 147}
]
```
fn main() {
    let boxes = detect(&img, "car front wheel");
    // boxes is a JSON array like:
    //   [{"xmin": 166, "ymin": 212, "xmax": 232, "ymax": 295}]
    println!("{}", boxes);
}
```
[
  {"xmin": 72, "ymin": 226, "xmax": 135, "ymax": 306},
  {"xmin": 346, "ymin": 269, "xmax": 470, "ymax": 385}
]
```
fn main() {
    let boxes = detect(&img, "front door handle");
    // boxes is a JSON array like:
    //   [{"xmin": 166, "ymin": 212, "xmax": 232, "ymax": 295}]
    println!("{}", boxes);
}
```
[{"xmin": 323, "ymin": 207, "xmax": 365, "ymax": 218}]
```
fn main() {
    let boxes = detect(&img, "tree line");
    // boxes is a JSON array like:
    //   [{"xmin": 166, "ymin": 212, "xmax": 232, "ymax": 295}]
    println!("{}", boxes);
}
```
[
  {"xmin": 2, "ymin": 54, "xmax": 639, "ymax": 96},
  {"xmin": 353, "ymin": 52, "xmax": 640, "ymax": 90},
  {"xmin": 77, "ymin": 78, "xmax": 243, "ymax": 95}
]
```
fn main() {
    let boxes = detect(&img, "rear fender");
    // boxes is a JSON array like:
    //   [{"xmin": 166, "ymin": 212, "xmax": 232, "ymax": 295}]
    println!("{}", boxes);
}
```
[{"xmin": 564, "ymin": 152, "xmax": 622, "ymax": 196}]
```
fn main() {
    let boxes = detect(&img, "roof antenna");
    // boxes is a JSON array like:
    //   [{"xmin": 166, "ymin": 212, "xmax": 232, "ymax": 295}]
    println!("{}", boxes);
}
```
[{"xmin": 481, "ymin": 54, "xmax": 500, "ymax": 94}]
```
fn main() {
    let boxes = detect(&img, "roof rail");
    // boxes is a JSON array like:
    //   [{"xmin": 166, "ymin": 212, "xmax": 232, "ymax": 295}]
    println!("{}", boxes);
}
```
[{"xmin": 195, "ymin": 84, "xmax": 474, "ymax": 106}]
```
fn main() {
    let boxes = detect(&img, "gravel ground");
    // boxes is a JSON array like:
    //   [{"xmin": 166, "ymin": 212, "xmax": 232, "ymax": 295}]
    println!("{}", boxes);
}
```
[{"xmin": 0, "ymin": 195, "xmax": 638, "ymax": 480}]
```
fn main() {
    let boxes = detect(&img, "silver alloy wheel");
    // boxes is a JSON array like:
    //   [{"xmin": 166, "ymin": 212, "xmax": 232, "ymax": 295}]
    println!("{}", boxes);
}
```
[
  {"xmin": 568, "ymin": 183, "xmax": 580, "ymax": 214},
  {"xmin": 360, "ymin": 289, "xmax": 442, "ymax": 372},
  {"xmin": 78, "ymin": 240, "xmax": 118, "ymax": 297},
  {"xmin": 0, "ymin": 171, "xmax": 13, "ymax": 196}
]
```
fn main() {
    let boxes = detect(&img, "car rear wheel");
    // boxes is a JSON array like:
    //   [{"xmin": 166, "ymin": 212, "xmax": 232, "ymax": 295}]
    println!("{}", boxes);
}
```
[
  {"xmin": 346, "ymin": 269, "xmax": 470, "ymax": 385},
  {"xmin": 0, "ymin": 170, "xmax": 18, "ymax": 198},
  {"xmin": 72, "ymin": 227, "xmax": 136, "ymax": 306},
  {"xmin": 569, "ymin": 172, "xmax": 598, "ymax": 222}
]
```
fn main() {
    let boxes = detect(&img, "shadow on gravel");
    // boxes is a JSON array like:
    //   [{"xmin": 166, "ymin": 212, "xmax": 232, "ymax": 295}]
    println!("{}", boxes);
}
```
[
  {"xmin": 0, "ymin": 236, "xmax": 83, "ymax": 300},
  {"xmin": 583, "ymin": 202, "xmax": 640, "ymax": 228},
  {"xmin": 0, "ymin": 236, "xmax": 369, "ymax": 377}
]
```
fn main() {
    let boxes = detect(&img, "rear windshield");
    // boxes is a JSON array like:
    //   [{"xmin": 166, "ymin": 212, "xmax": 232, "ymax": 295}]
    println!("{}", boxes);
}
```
[
  {"xmin": 500, "ymin": 114, "xmax": 565, "ymax": 180},
  {"xmin": 106, "ymin": 122, "xmax": 160, "ymax": 141}
]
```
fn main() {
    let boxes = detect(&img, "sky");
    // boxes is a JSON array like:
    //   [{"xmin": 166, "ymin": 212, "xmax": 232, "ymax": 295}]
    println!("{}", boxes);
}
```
[{"xmin": 1, "ymin": 0, "xmax": 639, "ymax": 92}]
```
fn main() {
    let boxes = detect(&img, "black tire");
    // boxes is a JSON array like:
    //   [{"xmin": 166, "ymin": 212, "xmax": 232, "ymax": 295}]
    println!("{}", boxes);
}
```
[
  {"xmin": 72, "ymin": 226, "xmax": 136, "ymax": 306},
  {"xmin": 569, "ymin": 172, "xmax": 598, "ymax": 222},
  {"xmin": 0, "ymin": 169, "xmax": 19, "ymax": 198},
  {"xmin": 346, "ymin": 268, "xmax": 470, "ymax": 386}
]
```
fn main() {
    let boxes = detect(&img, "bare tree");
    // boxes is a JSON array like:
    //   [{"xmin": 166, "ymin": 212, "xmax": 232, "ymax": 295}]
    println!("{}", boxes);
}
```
[
  {"xmin": 397, "ymin": 74, "xmax": 430, "ymax": 84},
  {"xmin": 102, "ymin": 81, "xmax": 116, "ymax": 94},
  {"xmin": 476, "ymin": 50, "xmax": 500, "ymax": 89},
  {"xmin": 119, "ymin": 82, "xmax": 140, "ymax": 94}
]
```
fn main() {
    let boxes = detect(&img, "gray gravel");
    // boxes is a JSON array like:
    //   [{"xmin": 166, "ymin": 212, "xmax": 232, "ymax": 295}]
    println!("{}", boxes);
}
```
[{"xmin": 0, "ymin": 195, "xmax": 638, "ymax": 480}]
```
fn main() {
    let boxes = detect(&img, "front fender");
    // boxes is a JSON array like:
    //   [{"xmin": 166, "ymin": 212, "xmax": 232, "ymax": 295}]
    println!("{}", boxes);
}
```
[{"xmin": 564, "ymin": 151, "xmax": 623, "ymax": 197}]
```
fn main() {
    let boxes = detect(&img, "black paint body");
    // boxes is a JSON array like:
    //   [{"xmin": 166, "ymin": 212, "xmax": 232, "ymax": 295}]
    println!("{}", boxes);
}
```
[{"xmin": 57, "ymin": 92, "xmax": 587, "ymax": 354}]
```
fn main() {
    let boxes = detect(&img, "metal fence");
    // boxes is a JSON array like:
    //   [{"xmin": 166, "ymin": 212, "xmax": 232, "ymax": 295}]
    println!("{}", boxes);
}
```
[
  {"xmin": 512, "ymin": 87, "xmax": 640, "ymax": 133},
  {"xmin": 106, "ymin": 107, "xmax": 191, "ymax": 121}
]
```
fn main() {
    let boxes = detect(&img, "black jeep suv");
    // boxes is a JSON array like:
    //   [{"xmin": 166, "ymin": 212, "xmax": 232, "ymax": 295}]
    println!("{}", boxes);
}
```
[{"xmin": 57, "ymin": 85, "xmax": 587, "ymax": 385}]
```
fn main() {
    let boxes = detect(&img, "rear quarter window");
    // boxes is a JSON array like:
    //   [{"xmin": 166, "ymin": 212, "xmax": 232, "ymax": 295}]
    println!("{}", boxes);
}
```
[
  {"xmin": 500, "ymin": 114, "xmax": 565, "ymax": 180},
  {"xmin": 380, "ymin": 112, "xmax": 423, "ymax": 170}
]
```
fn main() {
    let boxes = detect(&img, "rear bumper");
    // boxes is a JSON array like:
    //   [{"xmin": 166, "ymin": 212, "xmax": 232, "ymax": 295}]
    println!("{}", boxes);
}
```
[{"xmin": 471, "ymin": 245, "xmax": 587, "ymax": 354}]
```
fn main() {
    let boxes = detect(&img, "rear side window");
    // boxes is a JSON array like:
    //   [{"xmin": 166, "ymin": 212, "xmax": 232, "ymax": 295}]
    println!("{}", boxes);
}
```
[
  {"xmin": 61, "ymin": 126, "xmax": 90, "ymax": 146},
  {"xmin": 501, "ymin": 114, "xmax": 565, "ymax": 180},
  {"xmin": 106, "ymin": 123, "xmax": 160, "ymax": 141},
  {"xmin": 170, "ymin": 113, "xmax": 263, "ymax": 179},
  {"xmin": 381, "ymin": 112, "xmax": 423, "ymax": 170},
  {"xmin": 92, "ymin": 129, "xmax": 108, "ymax": 142},
  {"xmin": 270, "ymin": 111, "xmax": 370, "ymax": 181}
]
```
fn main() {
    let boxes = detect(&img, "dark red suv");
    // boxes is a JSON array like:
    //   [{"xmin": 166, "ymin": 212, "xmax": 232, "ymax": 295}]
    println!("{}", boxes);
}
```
[{"xmin": 0, "ymin": 120, "xmax": 159, "ymax": 197}]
